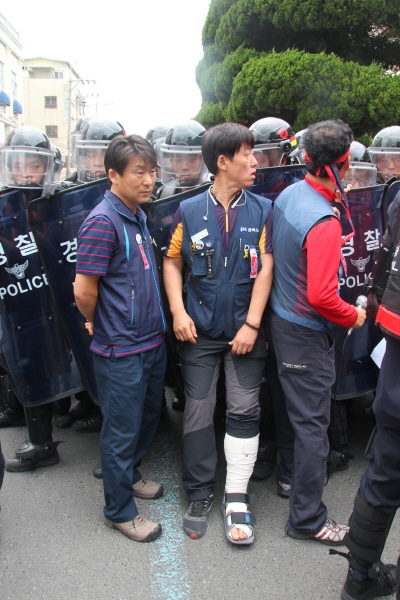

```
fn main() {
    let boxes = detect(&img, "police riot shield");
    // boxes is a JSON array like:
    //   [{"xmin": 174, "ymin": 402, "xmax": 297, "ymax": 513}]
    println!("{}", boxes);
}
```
[
  {"xmin": 0, "ymin": 187, "xmax": 84, "ymax": 406},
  {"xmin": 250, "ymin": 165, "xmax": 306, "ymax": 200},
  {"xmin": 332, "ymin": 184, "xmax": 387, "ymax": 399},
  {"xmin": 28, "ymin": 179, "xmax": 110, "ymax": 404}
]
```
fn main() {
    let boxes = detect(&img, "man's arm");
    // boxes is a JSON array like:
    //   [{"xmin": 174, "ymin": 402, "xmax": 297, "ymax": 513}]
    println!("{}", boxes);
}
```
[
  {"xmin": 229, "ymin": 252, "xmax": 274, "ymax": 355},
  {"xmin": 163, "ymin": 256, "xmax": 197, "ymax": 343},
  {"xmin": 74, "ymin": 273, "xmax": 100, "ymax": 334}
]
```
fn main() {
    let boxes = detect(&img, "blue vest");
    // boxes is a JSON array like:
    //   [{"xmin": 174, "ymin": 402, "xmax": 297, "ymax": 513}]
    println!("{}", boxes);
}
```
[
  {"xmin": 180, "ymin": 189, "xmax": 272, "ymax": 338},
  {"xmin": 269, "ymin": 180, "xmax": 339, "ymax": 331},
  {"xmin": 88, "ymin": 191, "xmax": 166, "ymax": 346}
]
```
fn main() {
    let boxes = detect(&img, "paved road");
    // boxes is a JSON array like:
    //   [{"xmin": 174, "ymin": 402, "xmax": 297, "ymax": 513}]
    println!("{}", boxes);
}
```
[{"xmin": 0, "ymin": 391, "xmax": 399, "ymax": 600}]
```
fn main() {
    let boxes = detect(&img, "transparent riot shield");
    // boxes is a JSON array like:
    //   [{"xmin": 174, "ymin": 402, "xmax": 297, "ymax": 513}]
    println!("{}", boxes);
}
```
[
  {"xmin": 28, "ymin": 179, "xmax": 110, "ymax": 404},
  {"xmin": 0, "ymin": 187, "xmax": 84, "ymax": 406},
  {"xmin": 332, "ymin": 184, "xmax": 387, "ymax": 399}
]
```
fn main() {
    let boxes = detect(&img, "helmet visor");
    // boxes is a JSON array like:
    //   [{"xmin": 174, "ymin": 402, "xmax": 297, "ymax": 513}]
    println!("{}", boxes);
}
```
[
  {"xmin": 160, "ymin": 144, "xmax": 208, "ymax": 188},
  {"xmin": 70, "ymin": 131, "xmax": 81, "ymax": 168},
  {"xmin": 0, "ymin": 147, "xmax": 54, "ymax": 188},
  {"xmin": 253, "ymin": 144, "xmax": 285, "ymax": 169},
  {"xmin": 76, "ymin": 140, "xmax": 109, "ymax": 183},
  {"xmin": 342, "ymin": 165, "xmax": 377, "ymax": 188},
  {"xmin": 369, "ymin": 148, "xmax": 400, "ymax": 180}
]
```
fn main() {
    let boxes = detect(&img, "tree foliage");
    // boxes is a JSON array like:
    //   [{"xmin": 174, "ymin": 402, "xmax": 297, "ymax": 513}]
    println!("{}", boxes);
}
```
[{"xmin": 195, "ymin": 0, "xmax": 400, "ymax": 132}]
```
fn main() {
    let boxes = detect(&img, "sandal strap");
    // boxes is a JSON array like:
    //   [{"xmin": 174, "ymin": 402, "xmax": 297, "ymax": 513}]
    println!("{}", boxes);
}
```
[
  {"xmin": 228, "ymin": 511, "xmax": 256, "ymax": 526},
  {"xmin": 224, "ymin": 492, "xmax": 252, "ymax": 504}
]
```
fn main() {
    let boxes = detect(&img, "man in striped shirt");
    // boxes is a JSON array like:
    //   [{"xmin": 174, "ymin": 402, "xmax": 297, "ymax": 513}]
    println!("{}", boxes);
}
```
[{"xmin": 74, "ymin": 135, "xmax": 167, "ymax": 543}]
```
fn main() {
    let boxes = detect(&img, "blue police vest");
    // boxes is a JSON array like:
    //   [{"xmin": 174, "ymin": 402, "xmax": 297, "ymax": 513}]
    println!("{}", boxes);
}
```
[
  {"xmin": 270, "ymin": 180, "xmax": 339, "ymax": 331},
  {"xmin": 88, "ymin": 191, "xmax": 166, "ymax": 346},
  {"xmin": 180, "ymin": 189, "xmax": 272, "ymax": 338}
]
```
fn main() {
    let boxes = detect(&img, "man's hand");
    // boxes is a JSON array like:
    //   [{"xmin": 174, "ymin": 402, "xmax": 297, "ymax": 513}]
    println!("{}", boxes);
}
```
[
  {"xmin": 353, "ymin": 305, "xmax": 367, "ymax": 329},
  {"xmin": 85, "ymin": 321, "xmax": 94, "ymax": 336},
  {"xmin": 229, "ymin": 324, "xmax": 258, "ymax": 355},
  {"xmin": 173, "ymin": 310, "xmax": 197, "ymax": 344}
]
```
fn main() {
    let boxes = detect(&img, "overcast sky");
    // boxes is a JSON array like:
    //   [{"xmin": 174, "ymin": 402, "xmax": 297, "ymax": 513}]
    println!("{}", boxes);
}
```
[{"xmin": 4, "ymin": 0, "xmax": 211, "ymax": 136}]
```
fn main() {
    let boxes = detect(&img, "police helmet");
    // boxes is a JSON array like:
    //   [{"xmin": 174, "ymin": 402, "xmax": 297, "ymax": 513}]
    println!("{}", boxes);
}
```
[
  {"xmin": 71, "ymin": 115, "xmax": 98, "ymax": 168},
  {"xmin": 160, "ymin": 120, "xmax": 208, "ymax": 189},
  {"xmin": 0, "ymin": 126, "xmax": 56, "ymax": 188},
  {"xmin": 342, "ymin": 141, "xmax": 377, "ymax": 189},
  {"xmin": 75, "ymin": 117, "xmax": 126, "ymax": 183},
  {"xmin": 369, "ymin": 126, "xmax": 400, "ymax": 182},
  {"xmin": 145, "ymin": 125, "xmax": 170, "ymax": 146},
  {"xmin": 249, "ymin": 117, "xmax": 297, "ymax": 168},
  {"xmin": 52, "ymin": 145, "xmax": 64, "ymax": 180}
]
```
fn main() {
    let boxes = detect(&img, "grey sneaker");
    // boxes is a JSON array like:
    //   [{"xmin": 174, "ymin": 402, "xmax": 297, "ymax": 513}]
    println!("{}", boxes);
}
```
[{"xmin": 183, "ymin": 495, "xmax": 213, "ymax": 539}]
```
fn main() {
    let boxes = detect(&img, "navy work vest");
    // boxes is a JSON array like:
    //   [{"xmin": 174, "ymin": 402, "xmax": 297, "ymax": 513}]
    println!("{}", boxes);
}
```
[
  {"xmin": 180, "ymin": 189, "xmax": 272, "ymax": 338},
  {"xmin": 87, "ymin": 191, "xmax": 166, "ymax": 346},
  {"xmin": 270, "ymin": 180, "xmax": 340, "ymax": 331}
]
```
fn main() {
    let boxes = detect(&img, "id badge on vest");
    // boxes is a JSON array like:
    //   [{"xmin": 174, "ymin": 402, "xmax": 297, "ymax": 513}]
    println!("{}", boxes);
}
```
[{"xmin": 136, "ymin": 234, "xmax": 149, "ymax": 270}]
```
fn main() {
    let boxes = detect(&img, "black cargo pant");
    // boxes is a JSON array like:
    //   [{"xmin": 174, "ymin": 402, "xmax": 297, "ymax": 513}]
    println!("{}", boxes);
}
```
[
  {"xmin": 179, "ymin": 332, "xmax": 267, "ymax": 501},
  {"xmin": 270, "ymin": 312, "xmax": 336, "ymax": 534}
]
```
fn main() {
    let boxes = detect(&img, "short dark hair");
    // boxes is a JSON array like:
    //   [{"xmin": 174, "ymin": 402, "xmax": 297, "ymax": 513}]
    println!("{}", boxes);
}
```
[
  {"xmin": 104, "ymin": 134, "xmax": 157, "ymax": 182},
  {"xmin": 303, "ymin": 120, "xmax": 353, "ymax": 178},
  {"xmin": 201, "ymin": 123, "xmax": 254, "ymax": 175}
]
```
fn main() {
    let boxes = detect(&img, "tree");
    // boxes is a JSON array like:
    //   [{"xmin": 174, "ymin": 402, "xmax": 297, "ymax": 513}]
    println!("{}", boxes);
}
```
[{"xmin": 194, "ymin": 0, "xmax": 400, "ymax": 132}]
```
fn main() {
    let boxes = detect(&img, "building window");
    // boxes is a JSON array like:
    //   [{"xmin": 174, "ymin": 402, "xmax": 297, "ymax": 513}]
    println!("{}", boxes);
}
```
[
  {"xmin": 54, "ymin": 72, "xmax": 63, "ymax": 79},
  {"xmin": 45, "ymin": 96, "xmax": 57, "ymax": 109},
  {"xmin": 46, "ymin": 126, "xmax": 58, "ymax": 138}
]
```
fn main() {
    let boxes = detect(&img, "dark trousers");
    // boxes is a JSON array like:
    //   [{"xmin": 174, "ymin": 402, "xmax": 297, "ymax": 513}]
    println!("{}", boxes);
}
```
[
  {"xmin": 270, "ymin": 312, "xmax": 335, "ymax": 533},
  {"xmin": 179, "ymin": 332, "xmax": 267, "ymax": 501},
  {"xmin": 359, "ymin": 335, "xmax": 400, "ymax": 513},
  {"xmin": 93, "ymin": 343, "xmax": 166, "ymax": 523}
]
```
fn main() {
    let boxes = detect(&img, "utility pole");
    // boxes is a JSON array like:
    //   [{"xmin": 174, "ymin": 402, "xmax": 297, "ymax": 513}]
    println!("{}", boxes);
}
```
[{"xmin": 66, "ymin": 75, "xmax": 95, "ymax": 177}]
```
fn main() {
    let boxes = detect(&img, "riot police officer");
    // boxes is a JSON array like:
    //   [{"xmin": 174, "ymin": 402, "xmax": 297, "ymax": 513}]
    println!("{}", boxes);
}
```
[
  {"xmin": 343, "ymin": 141, "xmax": 378, "ymax": 189},
  {"xmin": 0, "ymin": 126, "xmax": 74, "ymax": 470},
  {"xmin": 75, "ymin": 117, "xmax": 125, "ymax": 184},
  {"xmin": 158, "ymin": 120, "xmax": 208, "ymax": 198},
  {"xmin": 249, "ymin": 117, "xmax": 297, "ymax": 168},
  {"xmin": 333, "ymin": 195, "xmax": 400, "ymax": 600},
  {"xmin": 368, "ymin": 126, "xmax": 400, "ymax": 184}
]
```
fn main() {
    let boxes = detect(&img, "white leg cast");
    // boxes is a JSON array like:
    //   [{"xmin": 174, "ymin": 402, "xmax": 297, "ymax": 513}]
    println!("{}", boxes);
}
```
[{"xmin": 224, "ymin": 433, "xmax": 259, "ymax": 539}]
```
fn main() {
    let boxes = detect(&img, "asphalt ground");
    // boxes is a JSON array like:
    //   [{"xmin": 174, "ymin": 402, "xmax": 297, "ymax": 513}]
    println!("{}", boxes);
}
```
[{"xmin": 0, "ymin": 390, "xmax": 399, "ymax": 600}]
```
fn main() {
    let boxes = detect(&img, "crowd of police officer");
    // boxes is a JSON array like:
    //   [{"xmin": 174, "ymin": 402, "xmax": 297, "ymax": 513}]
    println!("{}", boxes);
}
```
[{"xmin": 0, "ymin": 115, "xmax": 399, "ymax": 600}]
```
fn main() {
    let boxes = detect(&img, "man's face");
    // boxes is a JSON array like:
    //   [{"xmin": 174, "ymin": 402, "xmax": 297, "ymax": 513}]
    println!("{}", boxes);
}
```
[
  {"xmin": 343, "ymin": 167, "xmax": 376, "ymax": 189},
  {"xmin": 223, "ymin": 144, "xmax": 258, "ymax": 188},
  {"xmin": 376, "ymin": 152, "xmax": 400, "ymax": 180},
  {"xmin": 12, "ymin": 153, "xmax": 46, "ymax": 185},
  {"xmin": 85, "ymin": 148, "xmax": 106, "ymax": 180},
  {"xmin": 170, "ymin": 153, "xmax": 203, "ymax": 187},
  {"xmin": 110, "ymin": 154, "xmax": 156, "ymax": 207}
]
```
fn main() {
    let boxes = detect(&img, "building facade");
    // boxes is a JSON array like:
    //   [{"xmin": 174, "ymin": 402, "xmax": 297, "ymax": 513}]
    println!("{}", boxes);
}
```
[
  {"xmin": 0, "ymin": 12, "xmax": 24, "ymax": 145},
  {"xmin": 23, "ymin": 57, "xmax": 86, "ymax": 168}
]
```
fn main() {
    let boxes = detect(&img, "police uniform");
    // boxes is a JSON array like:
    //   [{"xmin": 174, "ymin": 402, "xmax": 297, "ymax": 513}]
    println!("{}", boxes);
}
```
[
  {"xmin": 336, "ymin": 197, "xmax": 400, "ymax": 599},
  {"xmin": 76, "ymin": 190, "xmax": 167, "ymax": 523}
]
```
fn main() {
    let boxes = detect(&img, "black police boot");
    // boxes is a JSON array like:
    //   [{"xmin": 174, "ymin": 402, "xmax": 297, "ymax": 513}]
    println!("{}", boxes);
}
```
[
  {"xmin": 92, "ymin": 463, "xmax": 103, "ymax": 479},
  {"xmin": 73, "ymin": 408, "xmax": 103, "ymax": 433},
  {"xmin": 328, "ymin": 448, "xmax": 352, "ymax": 474},
  {"xmin": 0, "ymin": 407, "xmax": 26, "ymax": 428},
  {"xmin": 53, "ymin": 397, "xmax": 73, "ymax": 428},
  {"xmin": 5, "ymin": 440, "xmax": 60, "ymax": 472},
  {"xmin": 70, "ymin": 392, "xmax": 94, "ymax": 421},
  {"xmin": 330, "ymin": 492, "xmax": 398, "ymax": 600},
  {"xmin": 341, "ymin": 563, "xmax": 397, "ymax": 600},
  {"xmin": 251, "ymin": 441, "xmax": 278, "ymax": 480}
]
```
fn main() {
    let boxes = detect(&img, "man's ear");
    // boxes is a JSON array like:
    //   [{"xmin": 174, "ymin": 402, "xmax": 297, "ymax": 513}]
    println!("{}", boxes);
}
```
[
  {"xmin": 108, "ymin": 168, "xmax": 118, "ymax": 184},
  {"xmin": 216, "ymin": 154, "xmax": 228, "ymax": 171}
]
